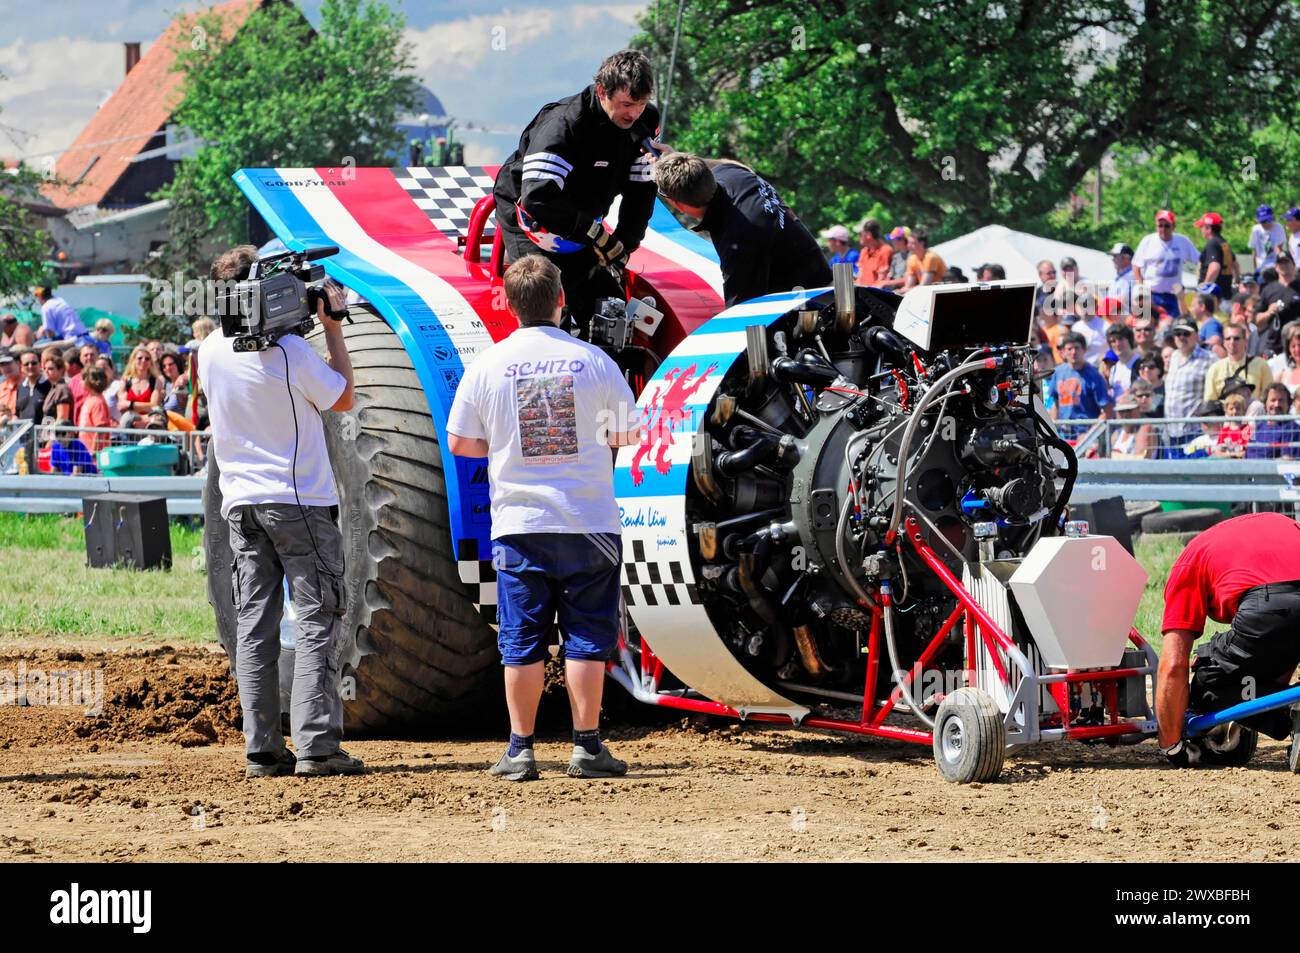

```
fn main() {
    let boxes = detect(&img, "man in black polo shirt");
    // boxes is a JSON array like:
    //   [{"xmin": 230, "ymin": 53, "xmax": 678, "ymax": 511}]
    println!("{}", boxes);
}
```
[
  {"xmin": 1194, "ymin": 211, "xmax": 1233, "ymax": 302},
  {"xmin": 652, "ymin": 152, "xmax": 831, "ymax": 307},
  {"xmin": 493, "ymin": 50, "xmax": 660, "ymax": 329},
  {"xmin": 1256, "ymin": 253, "xmax": 1300, "ymax": 355}
]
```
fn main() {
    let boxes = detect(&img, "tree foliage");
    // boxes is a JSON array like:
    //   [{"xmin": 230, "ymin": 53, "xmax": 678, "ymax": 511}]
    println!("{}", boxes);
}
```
[
  {"xmin": 145, "ymin": 0, "xmax": 420, "ymax": 297},
  {"xmin": 0, "ymin": 148, "xmax": 51, "ymax": 299},
  {"xmin": 1052, "ymin": 118, "xmax": 1300, "ymax": 254},
  {"xmin": 637, "ymin": 0, "xmax": 1300, "ymax": 239}
]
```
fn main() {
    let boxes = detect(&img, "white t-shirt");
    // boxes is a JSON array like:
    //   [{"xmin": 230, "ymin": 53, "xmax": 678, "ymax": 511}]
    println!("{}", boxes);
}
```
[
  {"xmin": 197, "ymin": 328, "xmax": 345, "ymax": 519},
  {"xmin": 1287, "ymin": 229, "xmax": 1300, "ymax": 265},
  {"xmin": 1134, "ymin": 232, "xmax": 1199, "ymax": 294},
  {"xmin": 447, "ymin": 325, "xmax": 637, "ymax": 538},
  {"xmin": 1250, "ymin": 222, "xmax": 1285, "ymax": 270},
  {"xmin": 103, "ymin": 379, "xmax": 123, "ymax": 422}
]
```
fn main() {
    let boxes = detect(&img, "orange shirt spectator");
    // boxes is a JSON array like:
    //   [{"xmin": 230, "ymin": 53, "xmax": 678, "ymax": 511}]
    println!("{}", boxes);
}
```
[
  {"xmin": 857, "ymin": 242, "xmax": 893, "ymax": 285},
  {"xmin": 904, "ymin": 231, "xmax": 945, "ymax": 288},
  {"xmin": 854, "ymin": 219, "xmax": 894, "ymax": 286},
  {"xmin": 906, "ymin": 251, "xmax": 946, "ymax": 285},
  {"xmin": 77, "ymin": 367, "xmax": 113, "ymax": 454}
]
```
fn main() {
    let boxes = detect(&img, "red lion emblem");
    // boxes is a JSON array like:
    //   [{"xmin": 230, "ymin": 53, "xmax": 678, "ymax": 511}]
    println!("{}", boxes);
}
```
[{"xmin": 629, "ymin": 361, "xmax": 717, "ymax": 486}]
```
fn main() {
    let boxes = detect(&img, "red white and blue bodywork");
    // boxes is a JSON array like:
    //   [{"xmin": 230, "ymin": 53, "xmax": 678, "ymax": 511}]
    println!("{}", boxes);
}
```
[{"xmin": 234, "ymin": 165, "xmax": 724, "ymax": 627}]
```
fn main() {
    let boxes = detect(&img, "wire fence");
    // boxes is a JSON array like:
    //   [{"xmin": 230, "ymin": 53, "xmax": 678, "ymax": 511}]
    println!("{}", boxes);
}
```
[
  {"xmin": 1056, "ymin": 414, "xmax": 1300, "ymax": 461},
  {"xmin": 1, "ymin": 421, "xmax": 208, "ymax": 477}
]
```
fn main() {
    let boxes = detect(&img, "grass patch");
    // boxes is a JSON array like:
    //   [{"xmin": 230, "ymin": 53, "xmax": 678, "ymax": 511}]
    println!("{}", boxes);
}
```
[
  {"xmin": 1133, "ymin": 533, "xmax": 1186, "ymax": 653},
  {"xmin": 0, "ymin": 513, "xmax": 214, "ymax": 643}
]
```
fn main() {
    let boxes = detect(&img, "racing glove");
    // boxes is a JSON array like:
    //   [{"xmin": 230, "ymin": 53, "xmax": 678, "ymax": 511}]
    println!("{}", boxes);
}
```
[{"xmin": 587, "ymin": 220, "xmax": 627, "ymax": 268}]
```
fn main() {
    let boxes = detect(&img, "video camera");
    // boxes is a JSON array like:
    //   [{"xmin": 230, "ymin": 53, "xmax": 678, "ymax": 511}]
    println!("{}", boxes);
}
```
[{"xmin": 217, "ymin": 245, "xmax": 348, "ymax": 352}]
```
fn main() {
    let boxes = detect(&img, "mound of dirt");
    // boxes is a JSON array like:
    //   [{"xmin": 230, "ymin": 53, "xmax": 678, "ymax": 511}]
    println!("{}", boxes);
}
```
[
  {"xmin": 0, "ymin": 645, "xmax": 242, "ymax": 748},
  {"xmin": 68, "ymin": 649, "xmax": 242, "ymax": 747}
]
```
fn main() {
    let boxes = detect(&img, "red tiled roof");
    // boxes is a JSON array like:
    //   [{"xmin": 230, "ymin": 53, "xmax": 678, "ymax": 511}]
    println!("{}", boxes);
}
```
[{"xmin": 44, "ymin": 0, "xmax": 266, "ymax": 210}]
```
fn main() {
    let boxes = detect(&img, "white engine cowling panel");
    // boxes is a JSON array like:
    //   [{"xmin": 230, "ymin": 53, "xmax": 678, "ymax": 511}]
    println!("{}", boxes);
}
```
[{"xmin": 1008, "ymin": 535, "xmax": 1147, "ymax": 670}]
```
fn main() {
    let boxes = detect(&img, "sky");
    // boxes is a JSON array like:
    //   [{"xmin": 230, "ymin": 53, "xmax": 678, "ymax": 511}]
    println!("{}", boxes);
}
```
[{"xmin": 0, "ymin": 0, "xmax": 649, "ymax": 166}]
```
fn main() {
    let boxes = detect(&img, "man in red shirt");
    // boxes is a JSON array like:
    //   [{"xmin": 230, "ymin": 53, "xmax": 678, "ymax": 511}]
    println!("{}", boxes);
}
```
[{"xmin": 1158, "ymin": 512, "xmax": 1300, "ymax": 768}]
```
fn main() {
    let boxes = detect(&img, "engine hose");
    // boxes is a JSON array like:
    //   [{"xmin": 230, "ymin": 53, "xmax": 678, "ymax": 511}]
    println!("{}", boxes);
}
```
[
  {"xmin": 770, "ymin": 354, "xmax": 840, "ymax": 386},
  {"xmin": 881, "ymin": 580, "xmax": 935, "ymax": 729},
  {"xmin": 885, "ymin": 357, "xmax": 1003, "ymax": 544},
  {"xmin": 835, "ymin": 493, "xmax": 877, "ymax": 609},
  {"xmin": 716, "ymin": 433, "xmax": 781, "ymax": 477},
  {"xmin": 1034, "ymin": 411, "xmax": 1078, "ymax": 532}
]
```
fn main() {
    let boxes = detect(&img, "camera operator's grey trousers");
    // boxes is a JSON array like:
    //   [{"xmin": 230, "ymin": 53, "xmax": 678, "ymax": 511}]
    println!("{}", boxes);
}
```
[{"xmin": 226, "ymin": 504, "xmax": 346, "ymax": 758}]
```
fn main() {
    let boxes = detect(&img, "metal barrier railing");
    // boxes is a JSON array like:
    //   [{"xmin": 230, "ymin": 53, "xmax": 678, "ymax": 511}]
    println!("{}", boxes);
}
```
[
  {"xmin": 0, "ymin": 420, "xmax": 32, "ymax": 474},
  {"xmin": 1058, "ymin": 415, "xmax": 1300, "ymax": 461},
  {"xmin": 14, "ymin": 424, "xmax": 210, "ymax": 476}
]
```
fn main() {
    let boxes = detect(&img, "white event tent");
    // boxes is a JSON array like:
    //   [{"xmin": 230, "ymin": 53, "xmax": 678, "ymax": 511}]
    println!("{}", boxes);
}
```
[{"xmin": 931, "ymin": 224, "xmax": 1116, "ymax": 284}]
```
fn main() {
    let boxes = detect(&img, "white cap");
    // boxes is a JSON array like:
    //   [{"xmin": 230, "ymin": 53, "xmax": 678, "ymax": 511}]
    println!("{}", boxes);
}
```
[{"xmin": 820, "ymin": 225, "xmax": 851, "ymax": 242}]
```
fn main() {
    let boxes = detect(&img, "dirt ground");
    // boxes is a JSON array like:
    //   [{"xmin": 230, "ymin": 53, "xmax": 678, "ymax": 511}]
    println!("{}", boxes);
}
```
[{"xmin": 0, "ymin": 642, "xmax": 1296, "ymax": 862}]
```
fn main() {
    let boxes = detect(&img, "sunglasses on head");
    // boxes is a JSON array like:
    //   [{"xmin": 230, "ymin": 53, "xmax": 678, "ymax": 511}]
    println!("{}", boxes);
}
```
[{"xmin": 1174, "ymin": 329, "xmax": 1193, "ymax": 336}]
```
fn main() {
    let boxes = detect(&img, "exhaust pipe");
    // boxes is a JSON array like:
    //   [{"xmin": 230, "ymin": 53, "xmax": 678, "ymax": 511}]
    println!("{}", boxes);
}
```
[
  {"xmin": 792, "ymin": 623, "xmax": 833, "ymax": 678},
  {"xmin": 833, "ymin": 262, "xmax": 856, "ymax": 333},
  {"xmin": 711, "ymin": 392, "xmax": 737, "ymax": 426},
  {"xmin": 745, "ymin": 324, "xmax": 769, "ymax": 390},
  {"xmin": 696, "ymin": 521, "xmax": 720, "ymax": 560},
  {"xmin": 691, "ymin": 433, "xmax": 723, "ymax": 503}
]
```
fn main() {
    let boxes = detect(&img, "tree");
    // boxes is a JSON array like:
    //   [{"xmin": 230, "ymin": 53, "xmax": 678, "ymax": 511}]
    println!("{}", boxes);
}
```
[
  {"xmin": 143, "ymin": 0, "xmax": 420, "ymax": 317},
  {"xmin": 0, "ymin": 167, "xmax": 49, "ymax": 300},
  {"xmin": 0, "ymin": 77, "xmax": 50, "ymax": 299},
  {"xmin": 637, "ymin": 0, "xmax": 1300, "ymax": 238}
]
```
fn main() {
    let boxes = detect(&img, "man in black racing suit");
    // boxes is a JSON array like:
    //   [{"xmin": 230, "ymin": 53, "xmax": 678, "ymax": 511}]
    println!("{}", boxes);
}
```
[
  {"xmin": 493, "ymin": 49, "xmax": 660, "ymax": 330},
  {"xmin": 651, "ymin": 152, "xmax": 831, "ymax": 307}
]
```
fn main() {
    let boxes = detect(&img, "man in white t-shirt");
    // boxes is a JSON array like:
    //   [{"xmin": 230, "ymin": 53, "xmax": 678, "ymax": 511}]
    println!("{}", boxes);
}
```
[
  {"xmin": 1250, "ymin": 204, "xmax": 1286, "ymax": 275},
  {"xmin": 1133, "ymin": 209, "xmax": 1199, "ymax": 318},
  {"xmin": 1283, "ymin": 208, "xmax": 1300, "ymax": 264},
  {"xmin": 448, "ymin": 254, "xmax": 640, "ymax": 781},
  {"xmin": 198, "ymin": 245, "xmax": 363, "ymax": 779}
]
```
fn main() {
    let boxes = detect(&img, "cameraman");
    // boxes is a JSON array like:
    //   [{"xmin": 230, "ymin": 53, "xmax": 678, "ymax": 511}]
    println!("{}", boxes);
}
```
[{"xmin": 198, "ymin": 245, "xmax": 364, "ymax": 778}]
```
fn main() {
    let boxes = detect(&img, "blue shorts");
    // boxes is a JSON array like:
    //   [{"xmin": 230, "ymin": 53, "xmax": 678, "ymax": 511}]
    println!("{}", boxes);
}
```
[
  {"xmin": 493, "ymin": 532, "xmax": 622, "ymax": 666},
  {"xmin": 1151, "ymin": 291, "xmax": 1181, "ymax": 317}
]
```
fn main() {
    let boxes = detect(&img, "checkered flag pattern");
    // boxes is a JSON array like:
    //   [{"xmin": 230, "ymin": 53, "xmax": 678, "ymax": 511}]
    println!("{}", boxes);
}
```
[
  {"xmin": 622, "ymin": 539, "xmax": 703, "ymax": 607},
  {"xmin": 391, "ymin": 166, "xmax": 498, "ymax": 239},
  {"xmin": 456, "ymin": 537, "xmax": 499, "ymax": 627}
]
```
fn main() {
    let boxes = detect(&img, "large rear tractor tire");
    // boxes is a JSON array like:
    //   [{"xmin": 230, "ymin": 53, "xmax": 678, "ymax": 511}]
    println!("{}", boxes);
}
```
[{"xmin": 203, "ymin": 304, "xmax": 501, "ymax": 735}]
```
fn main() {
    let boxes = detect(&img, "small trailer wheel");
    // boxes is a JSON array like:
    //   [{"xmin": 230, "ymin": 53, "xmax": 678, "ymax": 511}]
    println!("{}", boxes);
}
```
[
  {"xmin": 1201, "ymin": 722, "xmax": 1258, "ymax": 767},
  {"xmin": 932, "ymin": 687, "xmax": 1006, "ymax": 783}
]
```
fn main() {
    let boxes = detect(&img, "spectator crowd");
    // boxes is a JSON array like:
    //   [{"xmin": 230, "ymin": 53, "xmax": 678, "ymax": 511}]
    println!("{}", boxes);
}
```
[
  {"xmin": 0, "ymin": 301, "xmax": 214, "ymax": 474},
  {"xmin": 820, "ymin": 205, "xmax": 1300, "ymax": 459}
]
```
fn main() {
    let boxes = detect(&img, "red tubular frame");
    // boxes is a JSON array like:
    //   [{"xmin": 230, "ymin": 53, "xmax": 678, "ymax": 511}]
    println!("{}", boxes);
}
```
[
  {"xmin": 464, "ymin": 195, "xmax": 494, "ymax": 265},
  {"xmin": 615, "ymin": 515, "xmax": 1155, "ymax": 748}
]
